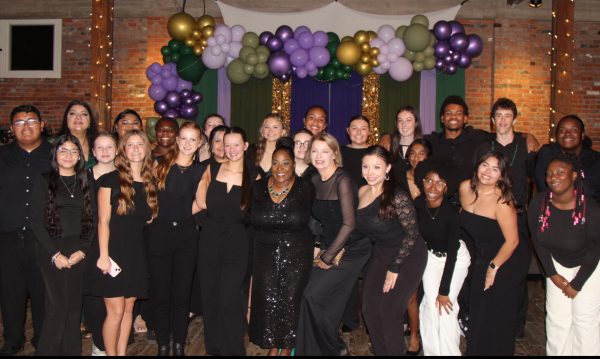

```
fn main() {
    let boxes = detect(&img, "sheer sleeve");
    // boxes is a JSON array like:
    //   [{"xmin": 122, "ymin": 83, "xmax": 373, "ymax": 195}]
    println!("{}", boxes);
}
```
[
  {"xmin": 320, "ymin": 175, "xmax": 356, "ymax": 265},
  {"xmin": 389, "ymin": 189, "xmax": 423, "ymax": 273}
]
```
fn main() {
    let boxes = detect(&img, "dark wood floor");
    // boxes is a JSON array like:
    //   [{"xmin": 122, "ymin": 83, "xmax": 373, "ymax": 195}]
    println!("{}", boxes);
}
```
[{"xmin": 3, "ymin": 278, "xmax": 547, "ymax": 356}]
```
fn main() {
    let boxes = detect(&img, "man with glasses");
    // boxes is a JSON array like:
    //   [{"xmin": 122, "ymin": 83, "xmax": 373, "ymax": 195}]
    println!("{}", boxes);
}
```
[{"xmin": 0, "ymin": 105, "xmax": 51, "ymax": 355}]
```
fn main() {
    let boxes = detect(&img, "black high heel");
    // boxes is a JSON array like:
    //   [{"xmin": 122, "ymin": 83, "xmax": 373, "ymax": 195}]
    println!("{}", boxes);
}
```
[{"xmin": 406, "ymin": 345, "xmax": 421, "ymax": 356}]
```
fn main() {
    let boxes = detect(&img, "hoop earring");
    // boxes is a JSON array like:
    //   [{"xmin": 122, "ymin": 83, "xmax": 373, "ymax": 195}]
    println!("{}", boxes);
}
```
[{"xmin": 385, "ymin": 174, "xmax": 390, "ymax": 181}]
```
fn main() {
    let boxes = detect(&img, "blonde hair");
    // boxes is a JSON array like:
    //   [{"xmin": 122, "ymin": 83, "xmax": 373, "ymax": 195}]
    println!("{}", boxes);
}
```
[
  {"xmin": 154, "ymin": 122, "xmax": 202, "ymax": 191},
  {"xmin": 114, "ymin": 130, "xmax": 158, "ymax": 217},
  {"xmin": 255, "ymin": 113, "xmax": 288, "ymax": 166},
  {"xmin": 307, "ymin": 132, "xmax": 343, "ymax": 167}
]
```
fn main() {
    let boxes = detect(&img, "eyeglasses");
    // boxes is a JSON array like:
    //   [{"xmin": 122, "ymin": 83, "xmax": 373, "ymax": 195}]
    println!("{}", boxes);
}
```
[
  {"xmin": 423, "ymin": 178, "xmax": 447, "ymax": 190},
  {"xmin": 13, "ymin": 118, "xmax": 40, "ymax": 127},
  {"xmin": 294, "ymin": 140, "xmax": 310, "ymax": 148},
  {"xmin": 57, "ymin": 147, "xmax": 80, "ymax": 157}
]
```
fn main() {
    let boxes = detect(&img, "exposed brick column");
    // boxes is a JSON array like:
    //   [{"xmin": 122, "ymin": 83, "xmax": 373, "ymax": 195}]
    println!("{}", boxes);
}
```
[{"xmin": 91, "ymin": 0, "xmax": 114, "ymax": 131}]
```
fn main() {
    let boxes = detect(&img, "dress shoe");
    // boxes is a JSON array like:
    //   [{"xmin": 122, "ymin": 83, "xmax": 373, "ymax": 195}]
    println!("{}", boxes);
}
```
[
  {"xmin": 173, "ymin": 343, "xmax": 185, "ymax": 356},
  {"xmin": 157, "ymin": 344, "xmax": 170, "ymax": 356},
  {"xmin": 0, "ymin": 344, "xmax": 23, "ymax": 356},
  {"xmin": 406, "ymin": 345, "xmax": 421, "ymax": 356}
]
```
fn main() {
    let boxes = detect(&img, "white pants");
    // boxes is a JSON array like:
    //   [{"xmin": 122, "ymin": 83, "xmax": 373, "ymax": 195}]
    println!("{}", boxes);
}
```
[
  {"xmin": 419, "ymin": 241, "xmax": 470, "ymax": 356},
  {"xmin": 546, "ymin": 257, "xmax": 600, "ymax": 356}
]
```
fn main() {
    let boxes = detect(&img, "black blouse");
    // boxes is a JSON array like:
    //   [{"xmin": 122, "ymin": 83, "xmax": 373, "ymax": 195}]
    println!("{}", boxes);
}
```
[
  {"xmin": 157, "ymin": 163, "xmax": 206, "ymax": 221},
  {"xmin": 528, "ymin": 192, "xmax": 600, "ymax": 291},
  {"xmin": 340, "ymin": 146, "xmax": 368, "ymax": 187},
  {"xmin": 415, "ymin": 196, "xmax": 460, "ymax": 296}
]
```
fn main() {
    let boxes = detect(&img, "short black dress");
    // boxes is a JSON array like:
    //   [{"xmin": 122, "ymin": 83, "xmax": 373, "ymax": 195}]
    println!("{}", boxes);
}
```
[{"xmin": 88, "ymin": 170, "xmax": 152, "ymax": 299}]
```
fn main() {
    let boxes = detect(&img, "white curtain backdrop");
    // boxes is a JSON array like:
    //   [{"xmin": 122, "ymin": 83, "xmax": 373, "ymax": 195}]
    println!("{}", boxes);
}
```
[{"xmin": 217, "ymin": 1, "xmax": 461, "ymax": 35}]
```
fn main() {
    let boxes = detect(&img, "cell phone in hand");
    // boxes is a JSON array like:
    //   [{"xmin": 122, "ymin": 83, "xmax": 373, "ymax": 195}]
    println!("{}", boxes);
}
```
[{"xmin": 109, "ymin": 257, "xmax": 122, "ymax": 277}]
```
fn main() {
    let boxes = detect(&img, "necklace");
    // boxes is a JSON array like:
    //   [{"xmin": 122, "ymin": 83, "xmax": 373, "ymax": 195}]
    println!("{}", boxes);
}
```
[
  {"xmin": 176, "ymin": 163, "xmax": 190, "ymax": 174},
  {"xmin": 492, "ymin": 141, "xmax": 518, "ymax": 166},
  {"xmin": 268, "ymin": 185, "xmax": 289, "ymax": 198},
  {"xmin": 60, "ymin": 175, "xmax": 77, "ymax": 198},
  {"xmin": 425, "ymin": 205, "xmax": 441, "ymax": 220}
]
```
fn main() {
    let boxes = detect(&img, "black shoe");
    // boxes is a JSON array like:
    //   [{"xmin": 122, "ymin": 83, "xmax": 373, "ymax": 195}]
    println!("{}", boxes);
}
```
[
  {"xmin": 173, "ymin": 343, "xmax": 185, "ymax": 357},
  {"xmin": 0, "ymin": 344, "xmax": 23, "ymax": 356},
  {"xmin": 157, "ymin": 344, "xmax": 170, "ymax": 356},
  {"xmin": 406, "ymin": 345, "xmax": 421, "ymax": 356},
  {"xmin": 341, "ymin": 325, "xmax": 353, "ymax": 333},
  {"xmin": 146, "ymin": 330, "xmax": 156, "ymax": 343}
]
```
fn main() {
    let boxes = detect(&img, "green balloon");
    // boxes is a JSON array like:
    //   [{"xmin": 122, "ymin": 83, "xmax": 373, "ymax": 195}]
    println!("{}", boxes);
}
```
[
  {"xmin": 146, "ymin": 117, "xmax": 159, "ymax": 143},
  {"xmin": 242, "ymin": 32, "xmax": 259, "ymax": 48},
  {"xmin": 246, "ymin": 53, "xmax": 258, "ymax": 66},
  {"xmin": 424, "ymin": 56, "xmax": 436, "ymax": 70},
  {"xmin": 396, "ymin": 25, "xmax": 408, "ymax": 39},
  {"xmin": 168, "ymin": 40, "xmax": 183, "ymax": 52},
  {"xmin": 256, "ymin": 45, "xmax": 270, "ymax": 57},
  {"xmin": 254, "ymin": 63, "xmax": 269, "ymax": 78},
  {"xmin": 171, "ymin": 53, "xmax": 181, "ymax": 63},
  {"xmin": 428, "ymin": 33, "xmax": 436, "ymax": 47},
  {"xmin": 411, "ymin": 14, "xmax": 429, "ymax": 28},
  {"xmin": 176, "ymin": 54, "xmax": 206, "ymax": 84},
  {"xmin": 413, "ymin": 61, "xmax": 424, "ymax": 72},
  {"xmin": 343, "ymin": 65, "xmax": 353, "ymax": 72},
  {"xmin": 327, "ymin": 32, "xmax": 340, "ymax": 44},
  {"xmin": 324, "ymin": 67, "xmax": 336, "ymax": 80},
  {"xmin": 227, "ymin": 59, "xmax": 251, "ymax": 84},
  {"xmin": 423, "ymin": 46, "xmax": 435, "ymax": 57},
  {"xmin": 330, "ymin": 59, "xmax": 340, "ymax": 68},
  {"xmin": 181, "ymin": 46, "xmax": 193, "ymax": 55},
  {"xmin": 326, "ymin": 42, "xmax": 338, "ymax": 57},
  {"xmin": 243, "ymin": 63, "xmax": 254, "ymax": 75},
  {"xmin": 335, "ymin": 69, "xmax": 345, "ymax": 79},
  {"xmin": 161, "ymin": 46, "xmax": 172, "ymax": 56},
  {"xmin": 404, "ymin": 50, "xmax": 416, "ymax": 62},
  {"xmin": 163, "ymin": 55, "xmax": 172, "ymax": 63},
  {"xmin": 239, "ymin": 47, "xmax": 255, "ymax": 62},
  {"xmin": 343, "ymin": 72, "xmax": 351, "ymax": 80},
  {"xmin": 404, "ymin": 24, "xmax": 430, "ymax": 52},
  {"xmin": 415, "ymin": 52, "xmax": 426, "ymax": 63}
]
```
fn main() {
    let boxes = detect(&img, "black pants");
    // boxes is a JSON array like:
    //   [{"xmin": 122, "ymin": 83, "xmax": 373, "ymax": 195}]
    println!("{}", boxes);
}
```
[
  {"xmin": 0, "ymin": 231, "xmax": 44, "ymax": 349},
  {"xmin": 35, "ymin": 237, "xmax": 85, "ymax": 356},
  {"xmin": 362, "ymin": 244, "xmax": 427, "ymax": 356},
  {"xmin": 296, "ymin": 240, "xmax": 371, "ymax": 356},
  {"xmin": 83, "ymin": 295, "xmax": 106, "ymax": 350},
  {"xmin": 516, "ymin": 212, "xmax": 532, "ymax": 334},
  {"xmin": 341, "ymin": 282, "xmax": 360, "ymax": 330},
  {"xmin": 147, "ymin": 219, "xmax": 199, "ymax": 346}
]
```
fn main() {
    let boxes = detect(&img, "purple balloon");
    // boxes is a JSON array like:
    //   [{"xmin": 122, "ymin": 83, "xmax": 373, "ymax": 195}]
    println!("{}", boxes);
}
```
[
  {"xmin": 298, "ymin": 32, "xmax": 314, "ymax": 50},
  {"xmin": 433, "ymin": 21, "xmax": 452, "ymax": 41},
  {"xmin": 284, "ymin": 38, "xmax": 300, "ymax": 55},
  {"xmin": 267, "ymin": 36, "xmax": 283, "ymax": 52},
  {"xmin": 449, "ymin": 21, "xmax": 465, "ymax": 36},
  {"xmin": 294, "ymin": 26, "xmax": 311, "ymax": 38},
  {"xmin": 161, "ymin": 68, "xmax": 172, "ymax": 78},
  {"xmin": 444, "ymin": 54, "xmax": 453, "ymax": 64},
  {"xmin": 269, "ymin": 51, "xmax": 292, "ymax": 76},
  {"xmin": 434, "ymin": 41, "xmax": 450, "ymax": 57},
  {"xmin": 290, "ymin": 48, "xmax": 309, "ymax": 67},
  {"xmin": 154, "ymin": 100, "xmax": 169, "ymax": 115},
  {"xmin": 457, "ymin": 53, "xmax": 472, "ymax": 68},
  {"xmin": 452, "ymin": 51, "xmax": 461, "ymax": 63},
  {"xmin": 162, "ymin": 76, "xmax": 178, "ymax": 91},
  {"xmin": 295, "ymin": 66, "xmax": 308, "ymax": 79},
  {"xmin": 146, "ymin": 67, "xmax": 155, "ymax": 80},
  {"xmin": 465, "ymin": 34, "xmax": 484, "ymax": 58},
  {"xmin": 165, "ymin": 91, "xmax": 181, "ymax": 108},
  {"xmin": 176, "ymin": 78, "xmax": 192, "ymax": 92},
  {"xmin": 180, "ymin": 104, "xmax": 199, "ymax": 120},
  {"xmin": 259, "ymin": 31, "xmax": 274, "ymax": 46},
  {"xmin": 308, "ymin": 67, "xmax": 319, "ymax": 77},
  {"xmin": 148, "ymin": 84, "xmax": 167, "ymax": 101},
  {"xmin": 309, "ymin": 46, "xmax": 330, "ymax": 67},
  {"xmin": 180, "ymin": 89, "xmax": 192, "ymax": 99},
  {"xmin": 449, "ymin": 33, "xmax": 468, "ymax": 52},
  {"xmin": 182, "ymin": 97, "xmax": 195, "ymax": 106},
  {"xmin": 151, "ymin": 76, "xmax": 162, "ymax": 85},
  {"xmin": 275, "ymin": 25, "xmax": 294, "ymax": 42},
  {"xmin": 313, "ymin": 31, "xmax": 329, "ymax": 47},
  {"xmin": 150, "ymin": 63, "xmax": 162, "ymax": 74},
  {"xmin": 278, "ymin": 73, "xmax": 291, "ymax": 82},
  {"xmin": 446, "ymin": 63, "xmax": 458, "ymax": 74},
  {"xmin": 164, "ymin": 109, "xmax": 179, "ymax": 119},
  {"xmin": 191, "ymin": 92, "xmax": 203, "ymax": 104},
  {"xmin": 435, "ymin": 58, "xmax": 446, "ymax": 70}
]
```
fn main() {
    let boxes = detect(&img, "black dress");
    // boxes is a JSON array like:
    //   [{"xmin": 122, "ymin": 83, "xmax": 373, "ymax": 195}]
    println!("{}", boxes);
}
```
[
  {"xmin": 460, "ymin": 211, "xmax": 528, "ymax": 356},
  {"xmin": 199, "ymin": 162, "xmax": 252, "ymax": 356},
  {"xmin": 88, "ymin": 170, "xmax": 151, "ymax": 299},
  {"xmin": 249, "ymin": 177, "xmax": 315, "ymax": 349}
]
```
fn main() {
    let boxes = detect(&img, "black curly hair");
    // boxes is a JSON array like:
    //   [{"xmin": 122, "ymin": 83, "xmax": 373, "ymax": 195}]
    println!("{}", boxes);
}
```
[{"xmin": 414, "ymin": 155, "xmax": 458, "ymax": 197}]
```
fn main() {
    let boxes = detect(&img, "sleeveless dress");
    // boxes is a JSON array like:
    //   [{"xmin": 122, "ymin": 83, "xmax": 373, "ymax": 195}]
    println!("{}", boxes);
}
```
[{"xmin": 460, "ymin": 210, "xmax": 528, "ymax": 356}]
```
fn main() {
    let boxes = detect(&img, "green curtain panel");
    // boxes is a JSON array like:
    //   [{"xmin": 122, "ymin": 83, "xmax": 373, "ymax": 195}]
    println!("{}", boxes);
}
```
[
  {"xmin": 230, "ymin": 75, "xmax": 273, "ymax": 143},
  {"xmin": 435, "ymin": 68, "xmax": 465, "ymax": 132},
  {"xmin": 378, "ymin": 72, "xmax": 421, "ymax": 136},
  {"xmin": 193, "ymin": 69, "xmax": 218, "ymax": 125}
]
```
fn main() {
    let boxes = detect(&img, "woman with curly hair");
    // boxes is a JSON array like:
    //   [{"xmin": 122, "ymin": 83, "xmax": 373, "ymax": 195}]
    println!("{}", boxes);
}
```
[
  {"xmin": 58, "ymin": 100, "xmax": 99, "ymax": 169},
  {"xmin": 31, "ymin": 134, "xmax": 96, "ymax": 355},
  {"xmin": 89, "ymin": 129, "xmax": 158, "ymax": 356}
]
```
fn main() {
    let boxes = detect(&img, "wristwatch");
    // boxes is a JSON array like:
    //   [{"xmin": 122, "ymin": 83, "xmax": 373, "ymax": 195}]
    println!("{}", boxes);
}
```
[{"xmin": 489, "ymin": 261, "xmax": 498, "ymax": 270}]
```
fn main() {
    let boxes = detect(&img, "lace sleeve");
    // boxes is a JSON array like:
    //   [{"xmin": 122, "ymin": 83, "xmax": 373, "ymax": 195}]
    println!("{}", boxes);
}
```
[
  {"xmin": 389, "ymin": 189, "xmax": 423, "ymax": 272},
  {"xmin": 320, "ymin": 175, "xmax": 356, "ymax": 265}
]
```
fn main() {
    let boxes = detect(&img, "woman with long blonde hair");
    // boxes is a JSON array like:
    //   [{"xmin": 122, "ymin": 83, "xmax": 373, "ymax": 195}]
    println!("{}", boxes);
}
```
[
  {"xmin": 250, "ymin": 113, "xmax": 288, "ymax": 177},
  {"xmin": 89, "ymin": 129, "xmax": 158, "ymax": 356}
]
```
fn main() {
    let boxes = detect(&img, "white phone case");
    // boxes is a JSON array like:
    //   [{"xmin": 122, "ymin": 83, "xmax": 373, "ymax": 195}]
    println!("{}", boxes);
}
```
[{"xmin": 109, "ymin": 257, "xmax": 122, "ymax": 277}]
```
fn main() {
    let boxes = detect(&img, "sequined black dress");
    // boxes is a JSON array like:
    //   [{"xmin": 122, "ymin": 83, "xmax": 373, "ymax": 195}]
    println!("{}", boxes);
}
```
[{"xmin": 249, "ymin": 177, "xmax": 315, "ymax": 349}]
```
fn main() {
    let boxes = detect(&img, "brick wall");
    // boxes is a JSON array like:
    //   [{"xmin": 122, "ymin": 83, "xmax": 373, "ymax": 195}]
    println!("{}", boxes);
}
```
[{"xmin": 1, "ymin": 16, "xmax": 599, "ymax": 150}]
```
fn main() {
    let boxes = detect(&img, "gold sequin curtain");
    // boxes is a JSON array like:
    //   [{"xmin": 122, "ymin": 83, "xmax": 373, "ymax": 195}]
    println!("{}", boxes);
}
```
[
  {"xmin": 271, "ymin": 78, "xmax": 292, "ymax": 131},
  {"xmin": 362, "ymin": 73, "xmax": 380, "ymax": 144}
]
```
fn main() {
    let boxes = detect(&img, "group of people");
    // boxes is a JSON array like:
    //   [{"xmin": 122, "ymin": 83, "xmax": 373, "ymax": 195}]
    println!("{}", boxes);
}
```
[{"xmin": 0, "ymin": 94, "xmax": 598, "ymax": 357}]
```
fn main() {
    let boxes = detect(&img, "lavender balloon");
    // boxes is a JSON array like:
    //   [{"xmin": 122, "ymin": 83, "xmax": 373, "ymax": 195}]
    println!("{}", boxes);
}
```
[
  {"xmin": 165, "ymin": 91, "xmax": 181, "ymax": 108},
  {"xmin": 294, "ymin": 26, "xmax": 311, "ymax": 38},
  {"xmin": 457, "ymin": 53, "xmax": 472, "ymax": 68},
  {"xmin": 177, "ymin": 78, "xmax": 192, "ymax": 92},
  {"xmin": 434, "ymin": 41, "xmax": 450, "ymax": 57},
  {"xmin": 433, "ymin": 21, "xmax": 452, "ymax": 41},
  {"xmin": 267, "ymin": 36, "xmax": 284, "ymax": 52},
  {"xmin": 309, "ymin": 47, "xmax": 330, "ymax": 67},
  {"xmin": 154, "ymin": 101, "xmax": 169, "ymax": 115},
  {"xmin": 149, "ymin": 84, "xmax": 167, "ymax": 101},
  {"xmin": 290, "ymin": 49, "xmax": 309, "ymax": 67},
  {"xmin": 151, "ymin": 76, "xmax": 162, "ymax": 85},
  {"xmin": 449, "ymin": 33, "xmax": 468, "ymax": 52},
  {"xmin": 313, "ymin": 31, "xmax": 329, "ymax": 47},
  {"xmin": 298, "ymin": 32, "xmax": 314, "ymax": 50},
  {"xmin": 465, "ymin": 34, "xmax": 484, "ymax": 57},
  {"xmin": 259, "ymin": 31, "xmax": 273, "ymax": 46},
  {"xmin": 449, "ymin": 21, "xmax": 465, "ymax": 36},
  {"xmin": 162, "ymin": 76, "xmax": 178, "ymax": 91},
  {"xmin": 295, "ymin": 66, "xmax": 308, "ymax": 79},
  {"xmin": 284, "ymin": 39, "xmax": 300, "ymax": 55},
  {"xmin": 269, "ymin": 51, "xmax": 292, "ymax": 76},
  {"xmin": 276, "ymin": 25, "xmax": 294, "ymax": 42}
]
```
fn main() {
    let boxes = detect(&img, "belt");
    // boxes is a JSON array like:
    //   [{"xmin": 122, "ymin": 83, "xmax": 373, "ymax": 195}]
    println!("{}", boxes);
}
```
[{"xmin": 429, "ymin": 249, "xmax": 447, "ymax": 258}]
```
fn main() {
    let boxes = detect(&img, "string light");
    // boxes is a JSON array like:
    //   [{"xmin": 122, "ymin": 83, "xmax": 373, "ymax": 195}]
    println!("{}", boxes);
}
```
[{"xmin": 89, "ymin": 0, "xmax": 114, "ymax": 130}]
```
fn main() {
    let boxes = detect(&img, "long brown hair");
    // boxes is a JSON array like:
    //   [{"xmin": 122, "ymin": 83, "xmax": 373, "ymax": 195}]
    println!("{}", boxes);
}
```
[
  {"xmin": 255, "ymin": 113, "xmax": 288, "ymax": 166},
  {"xmin": 362, "ymin": 145, "xmax": 397, "ymax": 220},
  {"xmin": 470, "ymin": 151, "xmax": 515, "ymax": 206},
  {"xmin": 154, "ymin": 122, "xmax": 202, "ymax": 190},
  {"xmin": 115, "ymin": 130, "xmax": 158, "ymax": 217},
  {"xmin": 224, "ymin": 127, "xmax": 252, "ymax": 211}
]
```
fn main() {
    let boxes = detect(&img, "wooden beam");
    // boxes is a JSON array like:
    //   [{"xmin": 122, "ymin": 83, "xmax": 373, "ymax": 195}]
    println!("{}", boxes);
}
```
[
  {"xmin": 90, "ymin": 0, "xmax": 114, "ymax": 131},
  {"xmin": 549, "ymin": 0, "xmax": 574, "ymax": 142}
]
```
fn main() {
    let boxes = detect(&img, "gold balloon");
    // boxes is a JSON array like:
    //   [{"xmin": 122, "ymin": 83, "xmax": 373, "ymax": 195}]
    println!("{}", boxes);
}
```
[
  {"xmin": 354, "ymin": 30, "xmax": 369, "ymax": 45},
  {"xmin": 200, "ymin": 39, "xmax": 208, "ymax": 47},
  {"xmin": 361, "ymin": 43, "xmax": 370, "ymax": 53},
  {"xmin": 367, "ymin": 31, "xmax": 377, "ymax": 41},
  {"xmin": 371, "ymin": 59, "xmax": 380, "ymax": 67},
  {"xmin": 193, "ymin": 45, "xmax": 203, "ymax": 56},
  {"xmin": 167, "ymin": 12, "xmax": 196, "ymax": 41},
  {"xmin": 337, "ymin": 41, "xmax": 362, "ymax": 65},
  {"xmin": 355, "ymin": 62, "xmax": 372, "ymax": 76},
  {"xmin": 192, "ymin": 30, "xmax": 202, "ymax": 40},
  {"xmin": 202, "ymin": 26, "xmax": 214, "ymax": 39},
  {"xmin": 341, "ymin": 36, "xmax": 354, "ymax": 43},
  {"xmin": 370, "ymin": 47, "xmax": 380, "ymax": 57},
  {"xmin": 184, "ymin": 38, "xmax": 196, "ymax": 48},
  {"xmin": 197, "ymin": 15, "xmax": 216, "ymax": 29},
  {"xmin": 360, "ymin": 54, "xmax": 371, "ymax": 64}
]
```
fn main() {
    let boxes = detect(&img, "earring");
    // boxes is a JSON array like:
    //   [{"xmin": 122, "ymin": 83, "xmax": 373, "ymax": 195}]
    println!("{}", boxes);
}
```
[{"xmin": 385, "ymin": 174, "xmax": 390, "ymax": 181}]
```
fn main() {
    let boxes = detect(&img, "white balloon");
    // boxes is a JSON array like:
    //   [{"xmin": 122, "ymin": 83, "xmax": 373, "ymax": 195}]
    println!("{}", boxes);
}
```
[
  {"xmin": 388, "ymin": 53, "xmax": 399, "ymax": 62},
  {"xmin": 389, "ymin": 57, "xmax": 413, "ymax": 82},
  {"xmin": 381, "ymin": 61, "xmax": 391, "ymax": 70},
  {"xmin": 214, "ymin": 24, "xmax": 232, "ymax": 43},
  {"xmin": 216, "ymin": 35, "xmax": 226, "ymax": 45},
  {"xmin": 211, "ymin": 46, "xmax": 222, "ymax": 56},
  {"xmin": 231, "ymin": 25, "xmax": 246, "ymax": 42},
  {"xmin": 222, "ymin": 43, "xmax": 231, "ymax": 53},
  {"xmin": 388, "ymin": 38, "xmax": 406, "ymax": 56},
  {"xmin": 377, "ymin": 53, "xmax": 387, "ymax": 63},
  {"xmin": 207, "ymin": 37, "xmax": 217, "ymax": 47},
  {"xmin": 228, "ymin": 42, "xmax": 243, "ymax": 57},
  {"xmin": 373, "ymin": 66, "xmax": 387, "ymax": 75},
  {"xmin": 380, "ymin": 44, "xmax": 389, "ymax": 55},
  {"xmin": 370, "ymin": 37, "xmax": 384, "ymax": 48},
  {"xmin": 378, "ymin": 25, "xmax": 396, "ymax": 43}
]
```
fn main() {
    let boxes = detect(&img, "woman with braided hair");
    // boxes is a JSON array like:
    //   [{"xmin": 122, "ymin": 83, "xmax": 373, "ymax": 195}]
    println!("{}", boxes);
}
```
[{"xmin": 528, "ymin": 153, "xmax": 600, "ymax": 355}]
